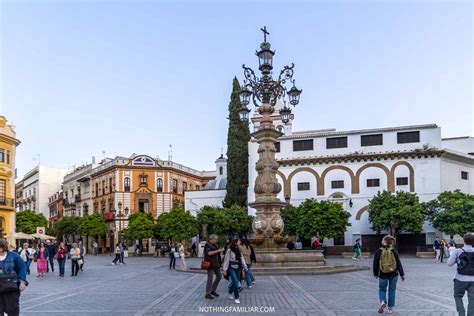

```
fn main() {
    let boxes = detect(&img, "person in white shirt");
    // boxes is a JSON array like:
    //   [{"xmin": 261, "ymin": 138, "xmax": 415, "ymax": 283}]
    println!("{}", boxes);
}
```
[
  {"xmin": 447, "ymin": 233, "xmax": 474, "ymax": 316},
  {"xmin": 223, "ymin": 239, "xmax": 247, "ymax": 304}
]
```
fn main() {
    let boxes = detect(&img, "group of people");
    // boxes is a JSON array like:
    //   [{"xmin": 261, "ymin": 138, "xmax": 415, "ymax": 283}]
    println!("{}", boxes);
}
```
[
  {"xmin": 372, "ymin": 233, "xmax": 474, "ymax": 315},
  {"xmin": 111, "ymin": 241, "xmax": 127, "ymax": 265},
  {"xmin": 17, "ymin": 239, "xmax": 86, "ymax": 277},
  {"xmin": 433, "ymin": 236, "xmax": 456, "ymax": 263},
  {"xmin": 168, "ymin": 242, "xmax": 187, "ymax": 270},
  {"xmin": 203, "ymin": 235, "xmax": 256, "ymax": 304}
]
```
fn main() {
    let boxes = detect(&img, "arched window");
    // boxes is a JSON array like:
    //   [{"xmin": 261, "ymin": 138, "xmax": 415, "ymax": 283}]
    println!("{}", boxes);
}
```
[
  {"xmin": 124, "ymin": 177, "xmax": 130, "ymax": 192},
  {"xmin": 157, "ymin": 178, "xmax": 163, "ymax": 192},
  {"xmin": 219, "ymin": 166, "xmax": 223, "ymax": 175}
]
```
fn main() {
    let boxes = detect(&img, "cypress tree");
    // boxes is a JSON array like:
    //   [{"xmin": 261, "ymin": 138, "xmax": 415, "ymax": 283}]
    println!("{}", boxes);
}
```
[{"xmin": 223, "ymin": 77, "xmax": 251, "ymax": 208}]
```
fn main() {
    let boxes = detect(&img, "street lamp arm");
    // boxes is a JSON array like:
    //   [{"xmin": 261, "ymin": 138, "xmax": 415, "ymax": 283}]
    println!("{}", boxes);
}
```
[{"xmin": 278, "ymin": 63, "xmax": 295, "ymax": 85}]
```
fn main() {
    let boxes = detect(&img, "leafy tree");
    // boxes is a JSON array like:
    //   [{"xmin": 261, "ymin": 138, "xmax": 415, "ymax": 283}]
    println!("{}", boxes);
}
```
[
  {"xmin": 368, "ymin": 190, "xmax": 424, "ymax": 237},
  {"xmin": 78, "ymin": 213, "xmax": 107, "ymax": 240},
  {"xmin": 15, "ymin": 210, "xmax": 48, "ymax": 234},
  {"xmin": 423, "ymin": 190, "xmax": 474, "ymax": 237},
  {"xmin": 196, "ymin": 206, "xmax": 226, "ymax": 238},
  {"xmin": 123, "ymin": 212, "xmax": 155, "ymax": 256},
  {"xmin": 297, "ymin": 199, "xmax": 351, "ymax": 241},
  {"xmin": 221, "ymin": 205, "xmax": 253, "ymax": 238},
  {"xmin": 280, "ymin": 204, "xmax": 300, "ymax": 236},
  {"xmin": 223, "ymin": 77, "xmax": 250, "ymax": 208},
  {"xmin": 54, "ymin": 216, "xmax": 82, "ymax": 241},
  {"xmin": 156, "ymin": 206, "xmax": 198, "ymax": 243}
]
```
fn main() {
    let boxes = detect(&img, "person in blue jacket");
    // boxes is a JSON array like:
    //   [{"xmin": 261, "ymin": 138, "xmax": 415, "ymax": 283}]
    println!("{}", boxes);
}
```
[{"xmin": 0, "ymin": 238, "xmax": 28, "ymax": 316}]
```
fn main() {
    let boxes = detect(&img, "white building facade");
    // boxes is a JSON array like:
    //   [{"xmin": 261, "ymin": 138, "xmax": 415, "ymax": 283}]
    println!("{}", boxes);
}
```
[
  {"xmin": 248, "ymin": 121, "xmax": 474, "ymax": 252},
  {"xmin": 184, "ymin": 154, "xmax": 227, "ymax": 216},
  {"xmin": 61, "ymin": 163, "xmax": 98, "ymax": 218},
  {"xmin": 18, "ymin": 166, "xmax": 69, "ymax": 218}
]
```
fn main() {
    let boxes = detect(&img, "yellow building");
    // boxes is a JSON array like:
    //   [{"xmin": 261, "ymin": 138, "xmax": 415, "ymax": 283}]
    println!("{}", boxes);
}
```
[{"xmin": 0, "ymin": 116, "xmax": 20, "ymax": 245}]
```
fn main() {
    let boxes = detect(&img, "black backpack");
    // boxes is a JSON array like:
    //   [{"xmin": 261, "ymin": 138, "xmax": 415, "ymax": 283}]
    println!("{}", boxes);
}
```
[{"xmin": 457, "ymin": 250, "xmax": 474, "ymax": 276}]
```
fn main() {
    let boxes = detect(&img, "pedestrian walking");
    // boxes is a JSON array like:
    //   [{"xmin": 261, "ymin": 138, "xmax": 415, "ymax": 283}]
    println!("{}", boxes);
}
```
[
  {"xmin": 92, "ymin": 240, "xmax": 98, "ymax": 255},
  {"xmin": 352, "ymin": 238, "xmax": 362, "ymax": 260},
  {"xmin": 35, "ymin": 242, "xmax": 49, "ymax": 278},
  {"xmin": 0, "ymin": 239, "xmax": 28, "ymax": 316},
  {"xmin": 434, "ymin": 236, "xmax": 442, "ymax": 263},
  {"xmin": 447, "ymin": 232, "xmax": 474, "ymax": 316},
  {"xmin": 204, "ymin": 234, "xmax": 224, "ymax": 299},
  {"xmin": 119, "ymin": 241, "xmax": 125, "ymax": 264},
  {"xmin": 178, "ymin": 243, "xmax": 187, "ymax": 270},
  {"xmin": 19, "ymin": 243, "xmax": 32, "ymax": 275},
  {"xmin": 440, "ymin": 239, "xmax": 447, "ymax": 263},
  {"xmin": 69, "ymin": 243, "xmax": 81, "ymax": 276},
  {"xmin": 78, "ymin": 240, "xmax": 86, "ymax": 271},
  {"xmin": 223, "ymin": 239, "xmax": 247, "ymax": 304},
  {"xmin": 239, "ymin": 238, "xmax": 255, "ymax": 288},
  {"xmin": 45, "ymin": 240, "xmax": 57, "ymax": 273},
  {"xmin": 55, "ymin": 242, "xmax": 67, "ymax": 277},
  {"xmin": 111, "ymin": 243, "xmax": 121, "ymax": 265},
  {"xmin": 169, "ymin": 245, "xmax": 177, "ymax": 270},
  {"xmin": 191, "ymin": 242, "xmax": 197, "ymax": 257},
  {"xmin": 373, "ymin": 235, "xmax": 405, "ymax": 314}
]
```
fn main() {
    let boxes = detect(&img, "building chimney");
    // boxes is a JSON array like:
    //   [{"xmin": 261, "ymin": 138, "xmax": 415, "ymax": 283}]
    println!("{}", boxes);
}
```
[{"xmin": 92, "ymin": 156, "xmax": 96, "ymax": 164}]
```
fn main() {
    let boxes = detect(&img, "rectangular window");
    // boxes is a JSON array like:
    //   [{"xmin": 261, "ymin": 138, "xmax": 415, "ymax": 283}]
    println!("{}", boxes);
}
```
[
  {"xmin": 172, "ymin": 179, "xmax": 178, "ymax": 194},
  {"xmin": 275, "ymin": 142, "xmax": 280, "ymax": 153},
  {"xmin": 367, "ymin": 179, "xmax": 380, "ymax": 187},
  {"xmin": 0, "ymin": 149, "xmax": 4, "ymax": 163},
  {"xmin": 331, "ymin": 180, "xmax": 344, "ymax": 189},
  {"xmin": 326, "ymin": 137, "xmax": 348, "ymax": 149},
  {"xmin": 297, "ymin": 182, "xmax": 310, "ymax": 191},
  {"xmin": 461, "ymin": 171, "xmax": 469, "ymax": 180},
  {"xmin": 396, "ymin": 177, "xmax": 408, "ymax": 185},
  {"xmin": 140, "ymin": 176, "xmax": 147, "ymax": 185},
  {"xmin": 109, "ymin": 178, "xmax": 113, "ymax": 193},
  {"xmin": 6, "ymin": 151, "xmax": 10, "ymax": 164},
  {"xmin": 293, "ymin": 139, "xmax": 314, "ymax": 151},
  {"xmin": 95, "ymin": 183, "xmax": 99, "ymax": 197},
  {"xmin": 397, "ymin": 131, "xmax": 420, "ymax": 144},
  {"xmin": 195, "ymin": 185, "xmax": 200, "ymax": 191},
  {"xmin": 0, "ymin": 179, "xmax": 5, "ymax": 204},
  {"xmin": 183, "ymin": 181, "xmax": 187, "ymax": 194},
  {"xmin": 361, "ymin": 134, "xmax": 383, "ymax": 146},
  {"xmin": 102, "ymin": 181, "xmax": 105, "ymax": 195}
]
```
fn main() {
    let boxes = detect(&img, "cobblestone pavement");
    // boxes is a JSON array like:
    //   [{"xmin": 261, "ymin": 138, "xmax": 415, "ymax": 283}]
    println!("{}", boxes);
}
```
[{"xmin": 19, "ymin": 255, "xmax": 464, "ymax": 315}]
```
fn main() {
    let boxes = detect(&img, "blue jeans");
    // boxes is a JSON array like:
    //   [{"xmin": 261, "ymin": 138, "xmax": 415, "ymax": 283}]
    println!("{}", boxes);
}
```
[
  {"xmin": 379, "ymin": 276, "xmax": 398, "ymax": 307},
  {"xmin": 57, "ymin": 258, "xmax": 66, "ymax": 276},
  {"xmin": 245, "ymin": 264, "xmax": 254, "ymax": 287},
  {"xmin": 227, "ymin": 266, "xmax": 241, "ymax": 300},
  {"xmin": 47, "ymin": 258, "xmax": 54, "ymax": 272},
  {"xmin": 25, "ymin": 259, "xmax": 31, "ymax": 275}
]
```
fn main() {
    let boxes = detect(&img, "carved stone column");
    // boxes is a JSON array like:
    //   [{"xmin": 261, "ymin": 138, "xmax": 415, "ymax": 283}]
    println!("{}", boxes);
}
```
[{"xmin": 249, "ymin": 103, "xmax": 287, "ymax": 250}]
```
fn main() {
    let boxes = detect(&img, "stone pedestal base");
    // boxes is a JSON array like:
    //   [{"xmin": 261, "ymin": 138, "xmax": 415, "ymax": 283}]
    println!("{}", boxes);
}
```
[{"xmin": 254, "ymin": 249, "xmax": 325, "ymax": 267}]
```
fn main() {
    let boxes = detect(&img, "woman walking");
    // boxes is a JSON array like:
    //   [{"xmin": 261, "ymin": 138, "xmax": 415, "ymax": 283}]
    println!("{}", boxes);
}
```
[
  {"xmin": 19, "ymin": 243, "xmax": 32, "ymax": 275},
  {"xmin": 169, "ymin": 245, "xmax": 176, "ymax": 270},
  {"xmin": 177, "ymin": 243, "xmax": 187, "ymax": 270},
  {"xmin": 223, "ymin": 239, "xmax": 247, "ymax": 304},
  {"xmin": 55, "ymin": 242, "xmax": 67, "ymax": 277},
  {"xmin": 111, "ymin": 243, "xmax": 121, "ymax": 265},
  {"xmin": 35, "ymin": 242, "xmax": 49, "ymax": 278},
  {"xmin": 373, "ymin": 235, "xmax": 405, "ymax": 314},
  {"xmin": 352, "ymin": 238, "xmax": 362, "ymax": 260},
  {"xmin": 239, "ymin": 238, "xmax": 255, "ymax": 288},
  {"xmin": 69, "ymin": 243, "xmax": 81, "ymax": 276}
]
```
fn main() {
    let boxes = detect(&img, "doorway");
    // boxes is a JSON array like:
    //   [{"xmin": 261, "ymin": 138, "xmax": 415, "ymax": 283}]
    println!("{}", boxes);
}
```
[{"xmin": 139, "ymin": 199, "xmax": 149, "ymax": 213}]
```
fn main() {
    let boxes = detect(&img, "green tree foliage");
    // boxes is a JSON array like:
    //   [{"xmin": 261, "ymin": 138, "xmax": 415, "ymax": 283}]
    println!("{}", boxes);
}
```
[
  {"xmin": 297, "ymin": 199, "xmax": 351, "ymax": 241},
  {"xmin": 422, "ymin": 190, "xmax": 474, "ymax": 237},
  {"xmin": 196, "ymin": 206, "xmax": 226, "ymax": 237},
  {"xmin": 156, "ymin": 206, "xmax": 198, "ymax": 242},
  {"xmin": 54, "ymin": 216, "xmax": 82, "ymax": 241},
  {"xmin": 123, "ymin": 212, "xmax": 155, "ymax": 241},
  {"xmin": 78, "ymin": 213, "xmax": 107, "ymax": 238},
  {"xmin": 223, "ymin": 77, "xmax": 250, "ymax": 208},
  {"xmin": 196, "ymin": 205, "xmax": 253, "ymax": 238},
  {"xmin": 280, "ymin": 204, "xmax": 300, "ymax": 236},
  {"xmin": 368, "ymin": 190, "xmax": 424, "ymax": 237},
  {"xmin": 15, "ymin": 210, "xmax": 48, "ymax": 234}
]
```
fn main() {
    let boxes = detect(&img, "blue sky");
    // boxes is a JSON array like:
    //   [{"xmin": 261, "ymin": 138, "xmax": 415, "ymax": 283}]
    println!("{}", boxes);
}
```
[{"xmin": 1, "ymin": 0, "xmax": 472, "ymax": 178}]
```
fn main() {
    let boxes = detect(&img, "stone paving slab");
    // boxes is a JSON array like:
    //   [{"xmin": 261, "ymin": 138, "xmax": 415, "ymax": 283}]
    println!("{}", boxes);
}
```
[{"xmin": 19, "ymin": 255, "xmax": 464, "ymax": 315}]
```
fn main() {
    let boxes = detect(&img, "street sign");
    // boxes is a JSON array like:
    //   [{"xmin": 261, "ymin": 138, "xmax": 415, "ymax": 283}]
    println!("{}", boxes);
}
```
[{"xmin": 36, "ymin": 227, "xmax": 45, "ymax": 235}]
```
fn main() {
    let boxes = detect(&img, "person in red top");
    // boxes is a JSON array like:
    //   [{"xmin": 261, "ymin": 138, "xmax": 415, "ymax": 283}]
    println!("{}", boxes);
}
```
[
  {"xmin": 312, "ymin": 238, "xmax": 320, "ymax": 249},
  {"xmin": 55, "ymin": 242, "xmax": 68, "ymax": 277}
]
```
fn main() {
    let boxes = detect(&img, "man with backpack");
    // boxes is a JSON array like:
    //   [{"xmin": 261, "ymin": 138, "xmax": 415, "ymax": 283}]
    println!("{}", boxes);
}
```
[
  {"xmin": 373, "ymin": 235, "xmax": 405, "ymax": 314},
  {"xmin": 447, "ymin": 232, "xmax": 474, "ymax": 316}
]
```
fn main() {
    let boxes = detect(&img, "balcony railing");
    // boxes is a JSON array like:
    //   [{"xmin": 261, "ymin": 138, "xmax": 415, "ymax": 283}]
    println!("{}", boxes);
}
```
[
  {"xmin": 0, "ymin": 198, "xmax": 14, "ymax": 207},
  {"xmin": 75, "ymin": 194, "xmax": 81, "ymax": 202},
  {"xmin": 102, "ymin": 212, "xmax": 114, "ymax": 221}
]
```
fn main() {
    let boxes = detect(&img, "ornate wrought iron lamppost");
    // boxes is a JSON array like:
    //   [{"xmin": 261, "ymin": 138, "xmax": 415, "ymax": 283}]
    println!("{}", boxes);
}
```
[{"xmin": 239, "ymin": 27, "xmax": 302, "ymax": 250}]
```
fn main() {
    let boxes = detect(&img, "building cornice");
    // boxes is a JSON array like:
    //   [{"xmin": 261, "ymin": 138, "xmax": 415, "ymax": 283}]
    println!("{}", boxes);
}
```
[
  {"xmin": 0, "ymin": 134, "xmax": 21, "ymax": 146},
  {"xmin": 277, "ymin": 150, "xmax": 447, "ymax": 166},
  {"xmin": 441, "ymin": 151, "xmax": 474, "ymax": 165},
  {"xmin": 278, "ymin": 124, "xmax": 439, "ymax": 140}
]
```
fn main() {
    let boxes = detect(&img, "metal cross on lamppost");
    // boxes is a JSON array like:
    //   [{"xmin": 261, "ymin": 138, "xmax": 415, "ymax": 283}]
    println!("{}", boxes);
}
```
[{"xmin": 238, "ymin": 27, "xmax": 302, "ymax": 250}]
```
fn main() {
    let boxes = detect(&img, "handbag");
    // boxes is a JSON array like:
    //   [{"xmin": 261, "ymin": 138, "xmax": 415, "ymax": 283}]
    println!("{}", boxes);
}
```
[
  {"xmin": 78, "ymin": 259, "xmax": 83, "ymax": 265},
  {"xmin": 173, "ymin": 252, "xmax": 180, "ymax": 259},
  {"xmin": 0, "ymin": 273, "xmax": 19, "ymax": 293},
  {"xmin": 201, "ymin": 260, "xmax": 211, "ymax": 270}
]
